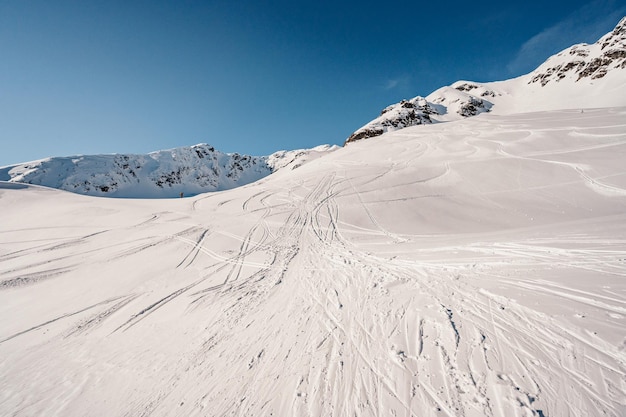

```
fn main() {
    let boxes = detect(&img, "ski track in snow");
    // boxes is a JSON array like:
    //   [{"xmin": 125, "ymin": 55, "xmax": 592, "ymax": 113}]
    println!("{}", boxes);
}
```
[{"xmin": 1, "ymin": 109, "xmax": 626, "ymax": 417}]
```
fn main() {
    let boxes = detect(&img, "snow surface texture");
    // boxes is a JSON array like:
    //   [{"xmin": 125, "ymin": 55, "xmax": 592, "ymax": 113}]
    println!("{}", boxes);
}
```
[
  {"xmin": 1, "ymin": 108, "xmax": 626, "ymax": 416},
  {"xmin": 0, "ymin": 144, "xmax": 338, "ymax": 198},
  {"xmin": 346, "ymin": 17, "xmax": 626, "ymax": 144}
]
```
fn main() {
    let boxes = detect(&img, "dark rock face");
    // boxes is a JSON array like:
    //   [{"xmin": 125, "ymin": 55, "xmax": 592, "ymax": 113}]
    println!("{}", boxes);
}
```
[
  {"xmin": 345, "ymin": 128, "xmax": 385, "ymax": 143},
  {"xmin": 529, "ymin": 17, "xmax": 626, "ymax": 86},
  {"xmin": 345, "ymin": 89, "xmax": 496, "ymax": 144},
  {"xmin": 601, "ymin": 17, "xmax": 626, "ymax": 49},
  {"xmin": 345, "ymin": 97, "xmax": 439, "ymax": 145},
  {"xmin": 457, "ymin": 97, "xmax": 487, "ymax": 117},
  {"xmin": 344, "ymin": 17, "xmax": 626, "ymax": 146},
  {"xmin": 455, "ymin": 83, "xmax": 479, "ymax": 92}
]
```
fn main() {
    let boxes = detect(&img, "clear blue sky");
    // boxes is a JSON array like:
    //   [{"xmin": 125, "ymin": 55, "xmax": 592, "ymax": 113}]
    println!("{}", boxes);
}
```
[{"xmin": 1, "ymin": 0, "xmax": 625, "ymax": 166}]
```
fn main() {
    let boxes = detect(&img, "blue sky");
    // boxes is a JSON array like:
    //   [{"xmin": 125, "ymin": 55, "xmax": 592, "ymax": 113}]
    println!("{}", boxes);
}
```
[{"xmin": 1, "ymin": 0, "xmax": 625, "ymax": 166}]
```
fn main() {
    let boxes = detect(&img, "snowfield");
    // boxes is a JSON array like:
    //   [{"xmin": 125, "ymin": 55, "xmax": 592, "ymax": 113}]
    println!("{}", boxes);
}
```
[{"xmin": 1, "ymin": 108, "xmax": 625, "ymax": 417}]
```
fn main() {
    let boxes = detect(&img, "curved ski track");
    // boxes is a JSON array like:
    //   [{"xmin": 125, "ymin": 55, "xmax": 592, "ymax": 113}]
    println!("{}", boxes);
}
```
[{"xmin": 1, "ymin": 109, "xmax": 625, "ymax": 417}]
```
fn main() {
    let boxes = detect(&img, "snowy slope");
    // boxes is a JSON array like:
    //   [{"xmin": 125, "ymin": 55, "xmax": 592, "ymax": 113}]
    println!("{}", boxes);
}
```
[
  {"xmin": 1, "ymin": 107, "xmax": 626, "ymax": 417},
  {"xmin": 0, "ymin": 144, "xmax": 338, "ymax": 198},
  {"xmin": 346, "ymin": 17, "xmax": 626, "ymax": 144}
]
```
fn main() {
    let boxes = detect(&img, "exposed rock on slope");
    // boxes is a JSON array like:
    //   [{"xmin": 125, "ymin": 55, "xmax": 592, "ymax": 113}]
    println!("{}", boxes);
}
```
[
  {"xmin": 345, "ymin": 97, "xmax": 438, "ymax": 144},
  {"xmin": 530, "ymin": 16, "xmax": 626, "ymax": 85},
  {"xmin": 345, "ymin": 84, "xmax": 498, "ymax": 145},
  {"xmin": 0, "ymin": 144, "xmax": 337, "ymax": 198},
  {"xmin": 427, "ymin": 82, "xmax": 497, "ymax": 117},
  {"xmin": 345, "ymin": 16, "xmax": 626, "ymax": 145}
]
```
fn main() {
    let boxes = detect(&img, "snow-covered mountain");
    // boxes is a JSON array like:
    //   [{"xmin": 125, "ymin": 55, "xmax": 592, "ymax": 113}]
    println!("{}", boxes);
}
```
[
  {"xmin": 346, "ymin": 17, "xmax": 626, "ymax": 144},
  {"xmin": 5, "ymin": 19, "xmax": 623, "ymax": 196},
  {"xmin": 2, "ymin": 17, "xmax": 626, "ymax": 417},
  {"xmin": 0, "ymin": 144, "xmax": 338, "ymax": 198}
]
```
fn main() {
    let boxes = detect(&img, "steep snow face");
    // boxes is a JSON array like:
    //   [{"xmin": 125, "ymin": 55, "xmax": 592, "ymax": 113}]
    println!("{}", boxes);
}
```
[
  {"xmin": 0, "ymin": 144, "xmax": 338, "ymax": 198},
  {"xmin": 1, "ymin": 108, "xmax": 625, "ymax": 417},
  {"xmin": 346, "ymin": 17, "xmax": 626, "ymax": 144}
]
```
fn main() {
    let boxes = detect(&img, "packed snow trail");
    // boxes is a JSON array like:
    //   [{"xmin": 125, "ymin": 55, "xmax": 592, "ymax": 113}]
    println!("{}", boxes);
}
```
[{"xmin": 1, "ymin": 109, "xmax": 626, "ymax": 416}]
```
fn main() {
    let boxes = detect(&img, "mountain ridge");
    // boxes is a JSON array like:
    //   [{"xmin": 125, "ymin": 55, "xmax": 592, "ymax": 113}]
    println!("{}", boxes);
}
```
[
  {"xmin": 3, "ymin": 17, "xmax": 625, "ymax": 197},
  {"xmin": 2, "ymin": 19, "xmax": 626, "ymax": 416},
  {"xmin": 345, "ymin": 16, "xmax": 626, "ymax": 144},
  {"xmin": 2, "ymin": 106, "xmax": 625, "ymax": 417},
  {"xmin": 0, "ymin": 144, "xmax": 338, "ymax": 198}
]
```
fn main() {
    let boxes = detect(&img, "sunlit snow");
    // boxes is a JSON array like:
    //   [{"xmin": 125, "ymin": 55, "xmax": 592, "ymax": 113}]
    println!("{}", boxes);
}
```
[
  {"xmin": 1, "ymin": 108, "xmax": 625, "ymax": 416},
  {"xmin": 2, "ymin": 16, "xmax": 626, "ymax": 417}
]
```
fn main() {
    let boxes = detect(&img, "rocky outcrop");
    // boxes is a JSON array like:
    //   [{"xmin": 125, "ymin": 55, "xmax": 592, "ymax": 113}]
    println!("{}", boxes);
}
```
[
  {"xmin": 345, "ymin": 97, "xmax": 439, "ymax": 144},
  {"xmin": 529, "ymin": 17, "xmax": 626, "ymax": 85},
  {"xmin": 0, "ymin": 144, "xmax": 272, "ymax": 198},
  {"xmin": 345, "ymin": 17, "xmax": 626, "ymax": 145},
  {"xmin": 457, "ymin": 96, "xmax": 488, "ymax": 117},
  {"xmin": 345, "ymin": 84, "xmax": 497, "ymax": 144},
  {"xmin": 0, "ymin": 144, "xmax": 337, "ymax": 198}
]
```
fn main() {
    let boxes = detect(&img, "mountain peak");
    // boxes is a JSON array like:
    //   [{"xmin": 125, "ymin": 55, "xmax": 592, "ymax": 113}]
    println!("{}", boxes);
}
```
[
  {"xmin": 0, "ymin": 144, "xmax": 338, "ymax": 198},
  {"xmin": 529, "ymin": 16, "xmax": 626, "ymax": 86},
  {"xmin": 608, "ymin": 16, "xmax": 626, "ymax": 43},
  {"xmin": 345, "ymin": 16, "xmax": 626, "ymax": 145}
]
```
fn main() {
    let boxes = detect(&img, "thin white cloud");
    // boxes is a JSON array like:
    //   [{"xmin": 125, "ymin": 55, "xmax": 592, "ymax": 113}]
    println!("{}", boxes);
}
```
[
  {"xmin": 507, "ymin": 0, "xmax": 626, "ymax": 76},
  {"xmin": 383, "ymin": 79, "xmax": 400, "ymax": 90},
  {"xmin": 381, "ymin": 75, "xmax": 410, "ymax": 91}
]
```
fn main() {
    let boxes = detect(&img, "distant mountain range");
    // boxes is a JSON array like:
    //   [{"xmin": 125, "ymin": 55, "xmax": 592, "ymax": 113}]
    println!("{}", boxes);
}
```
[
  {"xmin": 0, "ymin": 144, "xmax": 337, "ymax": 198},
  {"xmin": 345, "ymin": 17, "xmax": 626, "ymax": 144},
  {"xmin": 2, "ymin": 17, "xmax": 625, "ymax": 198}
]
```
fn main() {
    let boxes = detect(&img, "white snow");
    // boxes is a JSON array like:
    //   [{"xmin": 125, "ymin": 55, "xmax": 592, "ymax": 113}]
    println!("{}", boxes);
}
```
[
  {"xmin": 0, "ymin": 144, "xmax": 338, "ymax": 198},
  {"xmin": 348, "ymin": 18, "xmax": 626, "ymax": 143},
  {"xmin": 1, "ymin": 107, "xmax": 626, "ymax": 416},
  {"xmin": 2, "ymin": 16, "xmax": 626, "ymax": 417}
]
